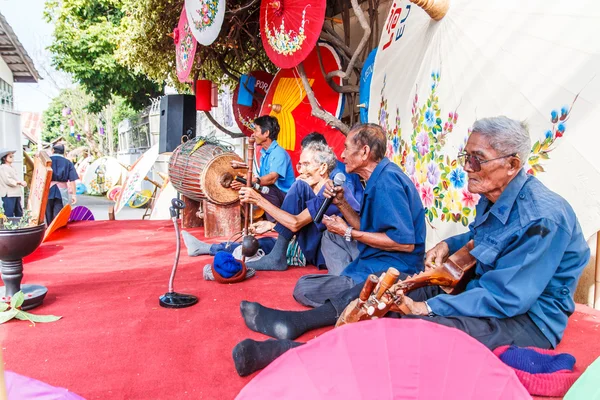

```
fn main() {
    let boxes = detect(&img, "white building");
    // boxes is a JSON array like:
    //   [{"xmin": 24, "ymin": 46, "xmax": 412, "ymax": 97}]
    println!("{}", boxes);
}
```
[{"xmin": 0, "ymin": 12, "xmax": 40, "ymax": 182}]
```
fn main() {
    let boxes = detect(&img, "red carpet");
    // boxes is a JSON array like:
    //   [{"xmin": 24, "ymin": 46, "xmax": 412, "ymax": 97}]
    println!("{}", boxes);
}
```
[{"xmin": 2, "ymin": 220, "xmax": 599, "ymax": 400}]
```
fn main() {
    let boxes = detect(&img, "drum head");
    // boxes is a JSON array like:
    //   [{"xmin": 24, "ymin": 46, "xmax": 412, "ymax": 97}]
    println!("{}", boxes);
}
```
[{"xmin": 201, "ymin": 153, "xmax": 244, "ymax": 205}]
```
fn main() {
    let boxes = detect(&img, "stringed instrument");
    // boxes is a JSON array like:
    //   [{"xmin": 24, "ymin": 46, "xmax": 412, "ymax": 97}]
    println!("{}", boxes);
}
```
[{"xmin": 336, "ymin": 240, "xmax": 476, "ymax": 327}]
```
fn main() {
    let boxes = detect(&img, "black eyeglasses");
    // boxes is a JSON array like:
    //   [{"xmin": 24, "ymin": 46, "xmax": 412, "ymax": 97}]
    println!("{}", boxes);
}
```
[{"xmin": 457, "ymin": 152, "xmax": 517, "ymax": 172}]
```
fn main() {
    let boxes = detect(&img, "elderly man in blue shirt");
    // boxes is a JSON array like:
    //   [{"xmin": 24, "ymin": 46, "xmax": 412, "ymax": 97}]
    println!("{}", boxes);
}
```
[
  {"xmin": 230, "ymin": 116, "xmax": 590, "ymax": 377},
  {"xmin": 231, "ymin": 115, "xmax": 295, "ymax": 222}
]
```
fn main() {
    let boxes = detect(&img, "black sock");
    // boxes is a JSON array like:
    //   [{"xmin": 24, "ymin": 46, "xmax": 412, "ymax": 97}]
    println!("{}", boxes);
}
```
[
  {"xmin": 232, "ymin": 339, "xmax": 303, "ymax": 377},
  {"xmin": 240, "ymin": 300, "xmax": 337, "ymax": 340},
  {"xmin": 246, "ymin": 235, "xmax": 289, "ymax": 271}
]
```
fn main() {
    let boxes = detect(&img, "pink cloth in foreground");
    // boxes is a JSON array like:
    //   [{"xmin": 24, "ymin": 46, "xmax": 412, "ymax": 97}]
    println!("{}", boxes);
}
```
[
  {"xmin": 5, "ymin": 371, "xmax": 85, "ymax": 400},
  {"xmin": 236, "ymin": 319, "xmax": 531, "ymax": 400}
]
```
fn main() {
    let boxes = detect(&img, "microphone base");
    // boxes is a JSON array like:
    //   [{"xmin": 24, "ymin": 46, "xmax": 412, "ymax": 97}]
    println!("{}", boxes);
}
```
[{"xmin": 159, "ymin": 292, "xmax": 199, "ymax": 309}]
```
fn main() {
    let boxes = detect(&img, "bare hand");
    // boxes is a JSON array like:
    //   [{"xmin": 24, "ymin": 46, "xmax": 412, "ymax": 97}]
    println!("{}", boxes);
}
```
[
  {"xmin": 231, "ymin": 161, "xmax": 248, "ymax": 170},
  {"xmin": 230, "ymin": 180, "xmax": 243, "ymax": 191},
  {"xmin": 322, "ymin": 214, "xmax": 348, "ymax": 236},
  {"xmin": 402, "ymin": 296, "xmax": 429, "ymax": 316},
  {"xmin": 239, "ymin": 187, "xmax": 262, "ymax": 205},
  {"xmin": 71, "ymin": 195, "xmax": 77, "ymax": 205},
  {"xmin": 251, "ymin": 220, "xmax": 275, "ymax": 235},
  {"xmin": 19, "ymin": 181, "xmax": 27, "ymax": 187},
  {"xmin": 323, "ymin": 180, "xmax": 345, "ymax": 205},
  {"xmin": 425, "ymin": 241, "xmax": 450, "ymax": 270}
]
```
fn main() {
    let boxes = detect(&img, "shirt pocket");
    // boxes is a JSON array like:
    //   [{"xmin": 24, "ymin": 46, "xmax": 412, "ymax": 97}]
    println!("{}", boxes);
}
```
[{"xmin": 470, "ymin": 238, "xmax": 502, "ymax": 274}]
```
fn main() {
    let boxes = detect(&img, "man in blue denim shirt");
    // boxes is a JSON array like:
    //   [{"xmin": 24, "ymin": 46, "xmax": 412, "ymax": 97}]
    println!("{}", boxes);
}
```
[{"xmin": 230, "ymin": 117, "xmax": 590, "ymax": 377}]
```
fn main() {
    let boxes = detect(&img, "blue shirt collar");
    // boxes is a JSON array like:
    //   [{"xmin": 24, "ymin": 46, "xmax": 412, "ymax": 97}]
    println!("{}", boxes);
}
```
[
  {"xmin": 365, "ymin": 158, "xmax": 391, "ymax": 192},
  {"xmin": 476, "ymin": 168, "xmax": 529, "ymax": 226},
  {"xmin": 260, "ymin": 140, "xmax": 279, "ymax": 156}
]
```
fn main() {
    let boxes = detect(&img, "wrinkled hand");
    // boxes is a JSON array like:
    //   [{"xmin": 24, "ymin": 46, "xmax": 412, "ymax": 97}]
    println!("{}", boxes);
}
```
[
  {"xmin": 425, "ymin": 241, "xmax": 450, "ymax": 271},
  {"xmin": 250, "ymin": 220, "xmax": 275, "ymax": 235},
  {"xmin": 231, "ymin": 161, "xmax": 248, "ymax": 170},
  {"xmin": 230, "ymin": 180, "xmax": 243, "ymax": 191},
  {"xmin": 239, "ymin": 187, "xmax": 262, "ymax": 205},
  {"xmin": 322, "ymin": 214, "xmax": 348, "ymax": 236},
  {"xmin": 323, "ymin": 180, "xmax": 345, "ymax": 206},
  {"xmin": 401, "ymin": 296, "xmax": 429, "ymax": 316}
]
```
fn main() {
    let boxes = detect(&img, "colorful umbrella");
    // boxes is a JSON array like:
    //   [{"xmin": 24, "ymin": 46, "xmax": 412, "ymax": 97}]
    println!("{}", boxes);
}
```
[
  {"xmin": 260, "ymin": 0, "xmax": 326, "ymax": 69},
  {"xmin": 259, "ymin": 42, "xmax": 344, "ymax": 168},
  {"xmin": 114, "ymin": 144, "xmax": 160, "ymax": 215},
  {"xmin": 43, "ymin": 204, "xmax": 71, "ymax": 242},
  {"xmin": 185, "ymin": 0, "xmax": 225, "ymax": 46},
  {"xmin": 150, "ymin": 180, "xmax": 178, "ymax": 220},
  {"xmin": 370, "ymin": 0, "xmax": 600, "ymax": 245},
  {"xmin": 175, "ymin": 5, "xmax": 197, "ymax": 83},
  {"xmin": 232, "ymin": 71, "xmax": 274, "ymax": 137},
  {"xmin": 68, "ymin": 206, "xmax": 95, "ymax": 222},
  {"xmin": 358, "ymin": 48, "xmax": 377, "ymax": 123},
  {"xmin": 75, "ymin": 155, "xmax": 93, "ymax": 180},
  {"xmin": 82, "ymin": 156, "xmax": 126, "ymax": 196},
  {"xmin": 236, "ymin": 319, "xmax": 529, "ymax": 399}
]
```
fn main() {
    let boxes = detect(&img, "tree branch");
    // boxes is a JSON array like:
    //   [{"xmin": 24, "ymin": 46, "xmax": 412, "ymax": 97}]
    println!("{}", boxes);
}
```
[
  {"xmin": 297, "ymin": 63, "xmax": 350, "ymax": 135},
  {"xmin": 315, "ymin": 46, "xmax": 359, "ymax": 94},
  {"xmin": 203, "ymin": 111, "xmax": 245, "ymax": 138}
]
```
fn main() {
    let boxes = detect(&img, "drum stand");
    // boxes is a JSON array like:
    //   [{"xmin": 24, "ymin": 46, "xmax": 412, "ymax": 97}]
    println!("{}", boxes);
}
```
[{"xmin": 159, "ymin": 198, "xmax": 198, "ymax": 308}]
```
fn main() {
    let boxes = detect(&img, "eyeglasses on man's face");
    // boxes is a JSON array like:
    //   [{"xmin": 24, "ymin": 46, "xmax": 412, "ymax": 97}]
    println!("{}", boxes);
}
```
[
  {"xmin": 457, "ymin": 152, "xmax": 517, "ymax": 172},
  {"xmin": 296, "ymin": 161, "xmax": 321, "ymax": 173}
]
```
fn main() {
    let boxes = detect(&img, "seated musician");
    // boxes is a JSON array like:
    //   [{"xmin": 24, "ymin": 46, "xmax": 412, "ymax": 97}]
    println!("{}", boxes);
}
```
[
  {"xmin": 292, "ymin": 123, "xmax": 426, "ymax": 307},
  {"xmin": 230, "ymin": 115, "xmax": 295, "ymax": 221},
  {"xmin": 231, "ymin": 116, "xmax": 590, "ymax": 377}
]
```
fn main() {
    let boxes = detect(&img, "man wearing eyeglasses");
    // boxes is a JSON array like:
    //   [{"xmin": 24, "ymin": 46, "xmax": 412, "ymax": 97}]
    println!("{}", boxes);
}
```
[{"xmin": 230, "ymin": 116, "xmax": 590, "ymax": 377}]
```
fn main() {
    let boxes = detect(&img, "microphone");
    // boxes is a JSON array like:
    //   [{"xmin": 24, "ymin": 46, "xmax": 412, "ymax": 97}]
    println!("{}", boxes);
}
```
[
  {"xmin": 314, "ymin": 172, "xmax": 346, "ymax": 224},
  {"xmin": 235, "ymin": 176, "xmax": 270, "ymax": 194}
]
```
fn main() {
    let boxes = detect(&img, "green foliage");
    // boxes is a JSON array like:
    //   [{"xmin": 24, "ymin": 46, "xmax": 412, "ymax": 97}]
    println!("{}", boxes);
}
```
[
  {"xmin": 0, "ymin": 291, "xmax": 62, "ymax": 325},
  {"xmin": 0, "ymin": 209, "xmax": 32, "ymax": 230},
  {"xmin": 45, "ymin": 0, "xmax": 162, "ymax": 112}
]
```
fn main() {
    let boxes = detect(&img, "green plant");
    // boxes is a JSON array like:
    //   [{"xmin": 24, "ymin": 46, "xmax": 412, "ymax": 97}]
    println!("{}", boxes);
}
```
[
  {"xmin": 0, "ymin": 291, "xmax": 62, "ymax": 325},
  {"xmin": 0, "ymin": 207, "xmax": 32, "ymax": 230}
]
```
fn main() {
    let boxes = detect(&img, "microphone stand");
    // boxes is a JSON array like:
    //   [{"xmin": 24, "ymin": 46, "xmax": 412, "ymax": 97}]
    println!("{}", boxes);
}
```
[{"xmin": 159, "ymin": 198, "xmax": 199, "ymax": 308}]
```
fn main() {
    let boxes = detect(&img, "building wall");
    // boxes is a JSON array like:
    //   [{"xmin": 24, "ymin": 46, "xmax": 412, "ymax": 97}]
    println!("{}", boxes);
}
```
[
  {"xmin": 0, "ymin": 58, "xmax": 14, "ymax": 85},
  {"xmin": 0, "ymin": 108, "xmax": 24, "ymax": 185}
]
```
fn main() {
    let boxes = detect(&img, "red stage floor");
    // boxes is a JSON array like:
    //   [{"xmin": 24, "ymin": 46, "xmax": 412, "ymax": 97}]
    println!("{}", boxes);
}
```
[{"xmin": 2, "ymin": 220, "xmax": 600, "ymax": 399}]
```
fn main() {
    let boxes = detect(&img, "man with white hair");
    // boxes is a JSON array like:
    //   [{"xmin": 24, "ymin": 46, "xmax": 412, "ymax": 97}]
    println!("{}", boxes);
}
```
[{"xmin": 231, "ymin": 116, "xmax": 590, "ymax": 377}]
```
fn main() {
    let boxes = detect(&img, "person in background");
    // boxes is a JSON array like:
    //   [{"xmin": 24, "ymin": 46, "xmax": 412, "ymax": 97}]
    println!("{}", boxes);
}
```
[
  {"xmin": 0, "ymin": 149, "xmax": 27, "ymax": 217},
  {"xmin": 46, "ymin": 144, "xmax": 78, "ymax": 223},
  {"xmin": 230, "ymin": 115, "xmax": 295, "ymax": 221}
]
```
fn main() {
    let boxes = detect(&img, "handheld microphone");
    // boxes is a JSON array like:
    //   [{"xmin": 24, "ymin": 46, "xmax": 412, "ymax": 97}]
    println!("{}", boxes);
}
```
[
  {"xmin": 235, "ymin": 176, "xmax": 270, "ymax": 194},
  {"xmin": 314, "ymin": 172, "xmax": 346, "ymax": 224}
]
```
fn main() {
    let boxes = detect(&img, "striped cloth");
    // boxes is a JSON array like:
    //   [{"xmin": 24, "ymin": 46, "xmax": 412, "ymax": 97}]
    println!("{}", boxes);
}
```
[{"xmin": 286, "ymin": 236, "xmax": 306, "ymax": 267}]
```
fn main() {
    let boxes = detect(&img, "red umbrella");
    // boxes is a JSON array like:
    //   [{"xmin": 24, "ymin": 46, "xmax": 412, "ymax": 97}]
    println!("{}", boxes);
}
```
[
  {"xmin": 174, "ymin": 6, "xmax": 197, "ymax": 83},
  {"xmin": 236, "ymin": 319, "xmax": 530, "ymax": 399},
  {"xmin": 259, "ymin": 42, "xmax": 345, "ymax": 169},
  {"xmin": 232, "ymin": 71, "xmax": 274, "ymax": 137},
  {"xmin": 260, "ymin": 0, "xmax": 326, "ymax": 69}
]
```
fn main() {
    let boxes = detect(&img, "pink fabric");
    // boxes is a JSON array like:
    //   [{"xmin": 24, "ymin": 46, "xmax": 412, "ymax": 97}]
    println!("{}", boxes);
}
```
[
  {"xmin": 493, "ymin": 345, "xmax": 582, "ymax": 397},
  {"xmin": 237, "ymin": 319, "xmax": 531, "ymax": 400},
  {"xmin": 5, "ymin": 371, "xmax": 85, "ymax": 399}
]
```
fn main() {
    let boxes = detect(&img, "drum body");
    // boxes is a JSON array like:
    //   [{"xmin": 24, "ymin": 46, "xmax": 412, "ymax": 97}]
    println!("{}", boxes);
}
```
[{"xmin": 168, "ymin": 141, "xmax": 243, "ymax": 205}]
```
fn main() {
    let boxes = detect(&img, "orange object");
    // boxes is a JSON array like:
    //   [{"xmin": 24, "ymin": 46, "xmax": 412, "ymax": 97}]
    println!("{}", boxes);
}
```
[{"xmin": 43, "ymin": 204, "xmax": 72, "ymax": 242}]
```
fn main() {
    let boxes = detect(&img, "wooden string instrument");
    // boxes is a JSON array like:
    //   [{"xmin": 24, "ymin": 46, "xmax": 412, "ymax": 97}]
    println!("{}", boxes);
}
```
[
  {"xmin": 336, "ymin": 240, "xmax": 476, "ymax": 327},
  {"xmin": 241, "ymin": 137, "xmax": 259, "ymax": 259}
]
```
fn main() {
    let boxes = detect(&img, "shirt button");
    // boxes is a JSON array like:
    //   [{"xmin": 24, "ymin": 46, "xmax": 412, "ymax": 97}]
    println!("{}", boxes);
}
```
[
  {"xmin": 519, "ymin": 194, "xmax": 525, "ymax": 200},
  {"xmin": 561, "ymin": 288, "xmax": 569, "ymax": 295}
]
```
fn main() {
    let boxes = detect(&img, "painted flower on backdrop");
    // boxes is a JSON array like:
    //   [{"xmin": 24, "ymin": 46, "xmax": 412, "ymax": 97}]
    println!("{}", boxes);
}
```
[
  {"xmin": 461, "ymin": 189, "xmax": 480, "ymax": 208},
  {"xmin": 424, "ymin": 108, "xmax": 436, "ymax": 128},
  {"xmin": 443, "ymin": 189, "xmax": 462, "ymax": 213},
  {"xmin": 416, "ymin": 131, "xmax": 429, "ymax": 156},
  {"xmin": 420, "ymin": 183, "xmax": 434, "ymax": 208},
  {"xmin": 427, "ymin": 162, "xmax": 440, "ymax": 186},
  {"xmin": 405, "ymin": 154, "xmax": 416, "ymax": 176},
  {"xmin": 449, "ymin": 166, "xmax": 466, "ymax": 189},
  {"xmin": 415, "ymin": 160, "xmax": 428, "ymax": 185}
]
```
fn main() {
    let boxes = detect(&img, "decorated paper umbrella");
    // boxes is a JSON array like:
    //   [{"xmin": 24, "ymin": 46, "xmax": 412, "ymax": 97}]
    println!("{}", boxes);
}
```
[
  {"xmin": 75, "ymin": 155, "xmax": 93, "ymax": 180},
  {"xmin": 358, "ymin": 48, "xmax": 377, "ymax": 123},
  {"xmin": 232, "ymin": 71, "xmax": 274, "ymax": 137},
  {"xmin": 150, "ymin": 180, "xmax": 177, "ymax": 220},
  {"xmin": 174, "ymin": 5, "xmax": 197, "ymax": 83},
  {"xmin": 68, "ymin": 206, "xmax": 95, "ymax": 222},
  {"xmin": 259, "ymin": 42, "xmax": 344, "ymax": 168},
  {"xmin": 185, "ymin": 0, "xmax": 225, "ymax": 46},
  {"xmin": 82, "ymin": 156, "xmax": 126, "ymax": 196},
  {"xmin": 236, "ymin": 319, "xmax": 529, "ymax": 399},
  {"xmin": 370, "ymin": 0, "xmax": 600, "ymax": 246},
  {"xmin": 114, "ymin": 144, "xmax": 160, "ymax": 215},
  {"xmin": 260, "ymin": 0, "xmax": 326, "ymax": 69},
  {"xmin": 43, "ymin": 204, "xmax": 71, "ymax": 242}
]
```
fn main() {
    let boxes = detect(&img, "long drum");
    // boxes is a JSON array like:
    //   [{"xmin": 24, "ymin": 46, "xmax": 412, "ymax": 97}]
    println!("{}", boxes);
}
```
[{"xmin": 168, "ymin": 140, "xmax": 243, "ymax": 205}]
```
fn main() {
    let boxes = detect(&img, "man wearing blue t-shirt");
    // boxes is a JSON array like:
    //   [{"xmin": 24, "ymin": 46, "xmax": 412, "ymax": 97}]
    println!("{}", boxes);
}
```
[{"xmin": 232, "ymin": 115, "xmax": 295, "ymax": 221}]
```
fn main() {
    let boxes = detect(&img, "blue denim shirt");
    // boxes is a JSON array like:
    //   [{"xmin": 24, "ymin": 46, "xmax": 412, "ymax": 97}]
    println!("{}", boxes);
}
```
[
  {"xmin": 259, "ymin": 141, "xmax": 295, "ymax": 193},
  {"xmin": 427, "ymin": 169, "xmax": 590, "ymax": 347}
]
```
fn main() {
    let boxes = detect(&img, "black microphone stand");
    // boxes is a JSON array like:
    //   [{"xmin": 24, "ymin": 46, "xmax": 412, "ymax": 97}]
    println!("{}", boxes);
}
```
[{"xmin": 159, "ymin": 198, "xmax": 199, "ymax": 308}]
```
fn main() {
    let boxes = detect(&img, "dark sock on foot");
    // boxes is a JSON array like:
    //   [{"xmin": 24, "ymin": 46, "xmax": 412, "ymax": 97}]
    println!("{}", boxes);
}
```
[
  {"xmin": 246, "ymin": 235, "xmax": 289, "ymax": 271},
  {"xmin": 232, "ymin": 339, "xmax": 303, "ymax": 376},
  {"xmin": 181, "ymin": 231, "xmax": 213, "ymax": 256},
  {"xmin": 240, "ymin": 300, "xmax": 337, "ymax": 340}
]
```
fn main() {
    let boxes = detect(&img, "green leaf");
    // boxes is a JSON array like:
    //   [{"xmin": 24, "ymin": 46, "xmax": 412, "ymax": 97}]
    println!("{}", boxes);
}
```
[
  {"xmin": 428, "ymin": 210, "xmax": 434, "ymax": 222},
  {"xmin": 427, "ymin": 99, "xmax": 432, "ymax": 108},
  {"xmin": 461, "ymin": 216, "xmax": 469, "ymax": 226},
  {"xmin": 463, "ymin": 207, "xmax": 471, "ymax": 216},
  {"xmin": 540, "ymin": 152, "xmax": 550, "ymax": 160},
  {"xmin": 15, "ymin": 311, "xmax": 62, "ymax": 324},
  {"xmin": 442, "ymin": 207, "xmax": 449, "ymax": 213},
  {"xmin": 432, "ymin": 207, "xmax": 438, "ymax": 218},
  {"xmin": 532, "ymin": 141, "xmax": 541, "ymax": 154},
  {"xmin": 0, "ymin": 309, "xmax": 18, "ymax": 324},
  {"xmin": 10, "ymin": 291, "xmax": 24, "ymax": 309},
  {"xmin": 0, "ymin": 302, "xmax": 8, "ymax": 312}
]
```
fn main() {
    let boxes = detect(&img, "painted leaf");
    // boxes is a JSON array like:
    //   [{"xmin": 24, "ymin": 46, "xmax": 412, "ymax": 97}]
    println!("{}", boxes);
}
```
[
  {"xmin": 461, "ymin": 216, "xmax": 469, "ymax": 226},
  {"xmin": 532, "ymin": 141, "xmax": 541, "ymax": 153},
  {"xmin": 532, "ymin": 164, "xmax": 545, "ymax": 173},
  {"xmin": 463, "ymin": 207, "xmax": 471, "ymax": 216}
]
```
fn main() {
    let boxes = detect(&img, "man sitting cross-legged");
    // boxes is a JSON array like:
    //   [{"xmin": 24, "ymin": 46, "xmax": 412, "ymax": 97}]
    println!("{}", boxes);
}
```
[{"xmin": 231, "ymin": 116, "xmax": 590, "ymax": 377}]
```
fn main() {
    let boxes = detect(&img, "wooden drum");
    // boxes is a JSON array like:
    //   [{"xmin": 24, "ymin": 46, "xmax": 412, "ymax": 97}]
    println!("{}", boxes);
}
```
[{"xmin": 168, "ymin": 139, "xmax": 243, "ymax": 205}]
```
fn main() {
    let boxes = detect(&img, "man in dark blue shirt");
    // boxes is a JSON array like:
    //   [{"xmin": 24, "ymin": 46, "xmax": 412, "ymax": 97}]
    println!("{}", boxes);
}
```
[
  {"xmin": 231, "ymin": 117, "xmax": 590, "ymax": 377},
  {"xmin": 46, "ymin": 144, "xmax": 78, "ymax": 223}
]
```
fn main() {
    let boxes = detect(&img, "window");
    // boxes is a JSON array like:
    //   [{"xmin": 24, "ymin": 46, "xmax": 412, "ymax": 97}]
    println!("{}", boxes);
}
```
[{"xmin": 0, "ymin": 78, "xmax": 14, "ymax": 110}]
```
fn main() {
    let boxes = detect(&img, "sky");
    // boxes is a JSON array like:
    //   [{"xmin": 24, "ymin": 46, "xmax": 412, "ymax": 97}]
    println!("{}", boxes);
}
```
[{"xmin": 0, "ymin": 0, "xmax": 71, "ymax": 113}]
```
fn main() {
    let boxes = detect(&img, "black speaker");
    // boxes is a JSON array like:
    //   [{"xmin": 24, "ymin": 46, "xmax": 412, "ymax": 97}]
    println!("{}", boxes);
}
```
[{"xmin": 159, "ymin": 95, "xmax": 197, "ymax": 153}]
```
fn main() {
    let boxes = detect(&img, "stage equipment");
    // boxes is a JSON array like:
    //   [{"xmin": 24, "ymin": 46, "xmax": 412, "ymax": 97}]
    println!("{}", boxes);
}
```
[
  {"xmin": 158, "ymin": 94, "xmax": 196, "ymax": 154},
  {"xmin": 159, "ymin": 198, "xmax": 198, "ymax": 309}
]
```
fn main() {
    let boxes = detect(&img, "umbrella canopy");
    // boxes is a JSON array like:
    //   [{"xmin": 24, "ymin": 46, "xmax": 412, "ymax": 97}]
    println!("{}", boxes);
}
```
[
  {"xmin": 236, "ymin": 319, "xmax": 530, "ymax": 399},
  {"xmin": 370, "ymin": 0, "xmax": 600, "ymax": 244},
  {"xmin": 185, "ymin": 0, "xmax": 225, "ymax": 46},
  {"xmin": 260, "ymin": 0, "xmax": 327, "ymax": 69},
  {"xmin": 114, "ymin": 144, "xmax": 160, "ymax": 215},
  {"xmin": 259, "ymin": 42, "xmax": 345, "ymax": 168},
  {"xmin": 68, "ymin": 206, "xmax": 95, "ymax": 222},
  {"xmin": 150, "ymin": 180, "xmax": 178, "ymax": 220},
  {"xmin": 82, "ymin": 156, "xmax": 126, "ymax": 196},
  {"xmin": 75, "ymin": 155, "xmax": 93, "ymax": 180},
  {"xmin": 232, "ymin": 71, "xmax": 274, "ymax": 137},
  {"xmin": 175, "ymin": 5, "xmax": 197, "ymax": 83}
]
